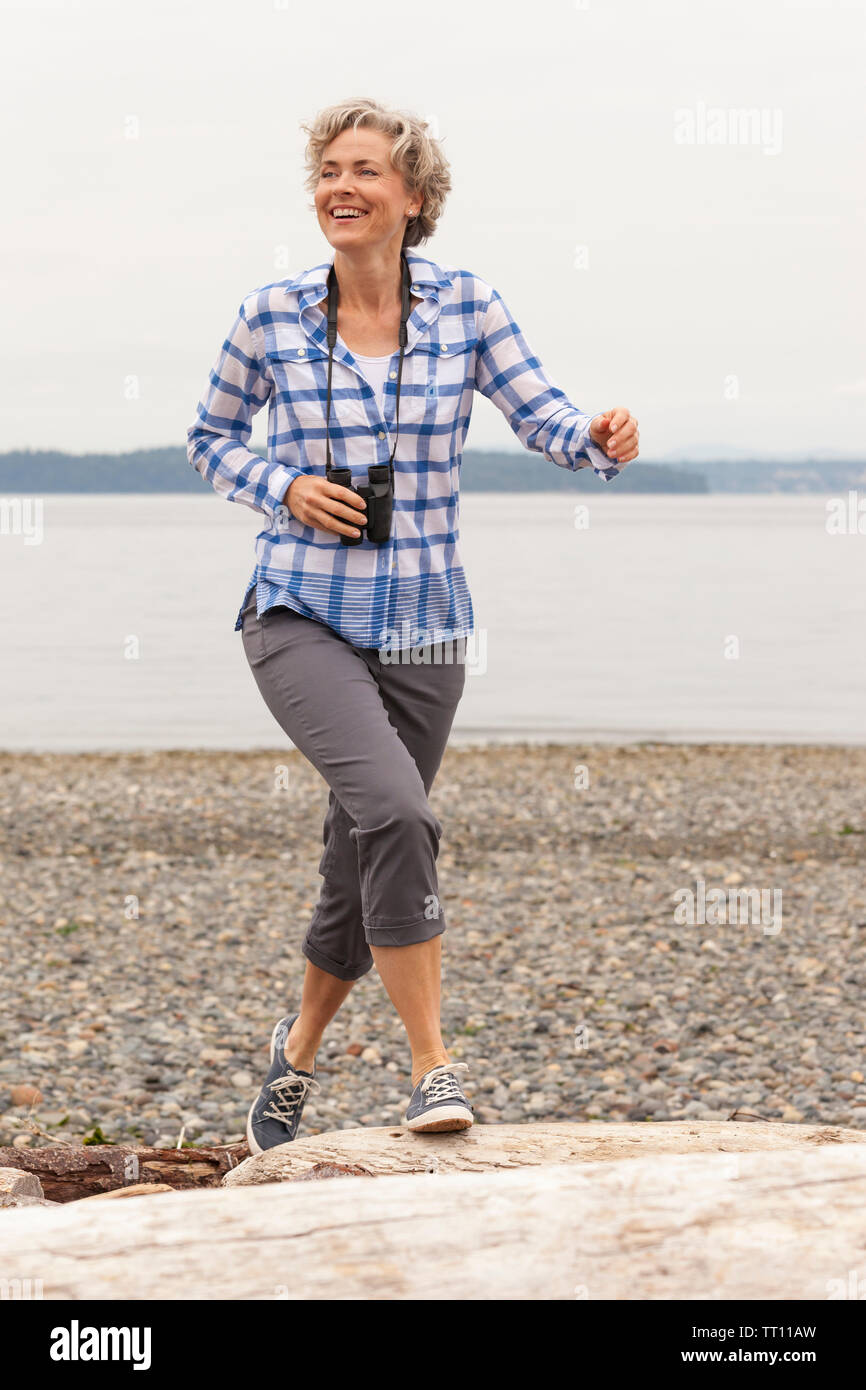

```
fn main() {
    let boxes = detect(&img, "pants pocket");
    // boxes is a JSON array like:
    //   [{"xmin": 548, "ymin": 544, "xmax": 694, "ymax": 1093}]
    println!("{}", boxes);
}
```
[
  {"xmin": 257, "ymin": 604, "xmax": 306, "ymax": 659},
  {"xmin": 241, "ymin": 594, "xmax": 268, "ymax": 668}
]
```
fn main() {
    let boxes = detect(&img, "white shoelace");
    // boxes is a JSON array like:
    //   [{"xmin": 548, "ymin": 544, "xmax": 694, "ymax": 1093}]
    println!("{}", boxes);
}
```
[
  {"xmin": 263, "ymin": 1071, "xmax": 320, "ymax": 1125},
  {"xmin": 420, "ymin": 1062, "xmax": 470, "ymax": 1104}
]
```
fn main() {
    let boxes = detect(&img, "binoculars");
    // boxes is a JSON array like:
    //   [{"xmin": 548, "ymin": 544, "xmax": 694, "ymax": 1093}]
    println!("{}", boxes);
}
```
[{"xmin": 329, "ymin": 463, "xmax": 394, "ymax": 546}]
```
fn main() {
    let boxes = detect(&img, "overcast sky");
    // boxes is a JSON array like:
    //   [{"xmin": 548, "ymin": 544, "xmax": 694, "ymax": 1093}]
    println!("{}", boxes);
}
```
[{"xmin": 3, "ymin": 0, "xmax": 864, "ymax": 461}]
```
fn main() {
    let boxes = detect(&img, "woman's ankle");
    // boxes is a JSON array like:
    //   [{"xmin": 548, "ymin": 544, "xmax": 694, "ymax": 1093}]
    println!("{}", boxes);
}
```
[
  {"xmin": 286, "ymin": 1015, "xmax": 321, "ymax": 1072},
  {"xmin": 411, "ymin": 1048, "xmax": 451, "ymax": 1088}
]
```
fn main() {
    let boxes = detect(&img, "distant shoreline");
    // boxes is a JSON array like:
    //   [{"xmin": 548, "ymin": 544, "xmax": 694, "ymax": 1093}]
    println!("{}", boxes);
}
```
[
  {"xmin": 4, "ymin": 733, "xmax": 866, "ymax": 756},
  {"xmin": 2, "ymin": 447, "xmax": 864, "ymax": 494}
]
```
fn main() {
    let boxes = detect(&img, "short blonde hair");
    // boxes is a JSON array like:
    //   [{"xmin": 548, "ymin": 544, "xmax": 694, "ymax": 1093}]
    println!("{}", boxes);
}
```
[{"xmin": 300, "ymin": 97, "xmax": 452, "ymax": 249}]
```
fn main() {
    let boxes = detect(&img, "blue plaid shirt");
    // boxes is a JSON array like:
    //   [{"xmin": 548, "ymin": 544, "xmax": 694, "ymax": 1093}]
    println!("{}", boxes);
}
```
[{"xmin": 186, "ymin": 248, "xmax": 629, "ymax": 648}]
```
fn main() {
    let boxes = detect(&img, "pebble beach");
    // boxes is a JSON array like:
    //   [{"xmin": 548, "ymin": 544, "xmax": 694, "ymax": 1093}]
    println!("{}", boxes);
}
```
[{"xmin": 1, "ymin": 742, "xmax": 864, "ymax": 1150}]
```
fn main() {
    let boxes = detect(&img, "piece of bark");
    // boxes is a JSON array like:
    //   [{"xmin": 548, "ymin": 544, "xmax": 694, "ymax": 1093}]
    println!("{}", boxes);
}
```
[
  {"xmin": 3, "ymin": 1142, "xmax": 866, "ymax": 1299},
  {"xmin": 0, "ymin": 1143, "xmax": 248, "ymax": 1203},
  {"xmin": 222, "ymin": 1119, "xmax": 866, "ymax": 1187},
  {"xmin": 0, "ymin": 1167, "xmax": 45, "ymax": 1201},
  {"xmin": 0, "ymin": 1166, "xmax": 55, "ymax": 1209}
]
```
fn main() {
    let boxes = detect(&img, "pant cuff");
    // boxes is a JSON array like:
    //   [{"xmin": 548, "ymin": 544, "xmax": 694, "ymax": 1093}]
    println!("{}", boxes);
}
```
[
  {"xmin": 364, "ymin": 916, "xmax": 446, "ymax": 948},
  {"xmin": 301, "ymin": 938, "xmax": 374, "ymax": 982}
]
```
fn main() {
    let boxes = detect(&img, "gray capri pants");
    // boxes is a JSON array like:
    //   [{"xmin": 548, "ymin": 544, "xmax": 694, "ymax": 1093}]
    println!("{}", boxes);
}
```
[{"xmin": 241, "ymin": 586, "xmax": 467, "ymax": 982}]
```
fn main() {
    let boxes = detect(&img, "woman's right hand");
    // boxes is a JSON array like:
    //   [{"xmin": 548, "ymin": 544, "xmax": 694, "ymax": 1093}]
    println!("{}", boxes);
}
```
[{"xmin": 283, "ymin": 475, "xmax": 367, "ymax": 538}]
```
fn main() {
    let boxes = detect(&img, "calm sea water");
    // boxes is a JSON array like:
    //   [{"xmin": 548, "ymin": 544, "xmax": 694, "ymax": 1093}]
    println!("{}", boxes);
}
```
[{"xmin": 1, "ymin": 493, "xmax": 864, "ymax": 750}]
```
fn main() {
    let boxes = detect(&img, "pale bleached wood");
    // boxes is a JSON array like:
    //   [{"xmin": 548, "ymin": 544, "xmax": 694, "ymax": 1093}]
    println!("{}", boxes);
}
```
[
  {"xmin": 222, "ymin": 1119, "xmax": 866, "ymax": 1186},
  {"xmin": 3, "ymin": 1143, "xmax": 866, "ymax": 1300},
  {"xmin": 77, "ymin": 1183, "xmax": 177, "ymax": 1201}
]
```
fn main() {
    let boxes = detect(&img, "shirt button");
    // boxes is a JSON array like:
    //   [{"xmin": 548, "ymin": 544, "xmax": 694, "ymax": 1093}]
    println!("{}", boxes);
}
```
[
  {"xmin": 440, "ymin": 344, "xmax": 449, "ymax": 353},
  {"xmin": 297, "ymin": 348, "xmax": 306, "ymax": 357},
  {"xmin": 377, "ymin": 430, "xmax": 385, "ymax": 440},
  {"xmin": 389, "ymin": 370, "xmax": 397, "ymax": 380}
]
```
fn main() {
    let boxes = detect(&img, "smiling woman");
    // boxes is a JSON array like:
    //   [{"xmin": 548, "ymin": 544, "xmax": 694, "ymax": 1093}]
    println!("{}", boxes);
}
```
[
  {"xmin": 302, "ymin": 96, "xmax": 452, "ymax": 254},
  {"xmin": 300, "ymin": 104, "xmax": 451, "ymax": 354},
  {"xmin": 185, "ymin": 95, "xmax": 638, "ymax": 1157}
]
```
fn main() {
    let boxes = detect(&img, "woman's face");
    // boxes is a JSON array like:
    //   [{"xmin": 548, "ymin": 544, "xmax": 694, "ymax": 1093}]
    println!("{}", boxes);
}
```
[{"xmin": 314, "ymin": 126, "xmax": 420, "ymax": 253}]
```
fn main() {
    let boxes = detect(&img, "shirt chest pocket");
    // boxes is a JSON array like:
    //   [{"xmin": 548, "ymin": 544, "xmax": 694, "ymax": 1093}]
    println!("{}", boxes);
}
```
[
  {"xmin": 403, "ymin": 334, "xmax": 478, "ymax": 421},
  {"xmin": 264, "ymin": 339, "xmax": 344, "ymax": 430}
]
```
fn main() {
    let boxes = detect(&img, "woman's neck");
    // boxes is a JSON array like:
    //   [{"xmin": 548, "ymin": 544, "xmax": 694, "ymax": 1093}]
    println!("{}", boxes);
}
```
[{"xmin": 332, "ymin": 245, "xmax": 406, "ymax": 317}]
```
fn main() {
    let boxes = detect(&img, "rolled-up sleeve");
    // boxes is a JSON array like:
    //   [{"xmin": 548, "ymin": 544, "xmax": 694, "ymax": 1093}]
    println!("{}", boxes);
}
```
[
  {"xmin": 186, "ymin": 302, "xmax": 303, "ymax": 518},
  {"xmin": 474, "ymin": 286, "xmax": 627, "ymax": 480}
]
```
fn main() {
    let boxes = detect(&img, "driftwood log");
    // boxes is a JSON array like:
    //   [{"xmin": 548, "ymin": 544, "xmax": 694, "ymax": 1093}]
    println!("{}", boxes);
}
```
[
  {"xmin": 223, "ymin": 1119, "xmax": 866, "ymax": 1186},
  {"xmin": 0, "ymin": 1143, "xmax": 247, "ymax": 1203},
  {"xmin": 3, "ymin": 1141, "xmax": 866, "ymax": 1300},
  {"xmin": 1, "ymin": 1121, "xmax": 861, "ymax": 1202}
]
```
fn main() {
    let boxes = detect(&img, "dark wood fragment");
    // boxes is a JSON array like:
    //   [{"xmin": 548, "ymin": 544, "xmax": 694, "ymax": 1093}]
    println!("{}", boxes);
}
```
[{"xmin": 0, "ymin": 1143, "xmax": 249, "ymax": 1203}]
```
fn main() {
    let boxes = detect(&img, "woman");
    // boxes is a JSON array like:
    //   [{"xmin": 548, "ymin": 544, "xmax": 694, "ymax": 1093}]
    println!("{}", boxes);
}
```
[{"xmin": 187, "ymin": 97, "xmax": 639, "ymax": 1152}]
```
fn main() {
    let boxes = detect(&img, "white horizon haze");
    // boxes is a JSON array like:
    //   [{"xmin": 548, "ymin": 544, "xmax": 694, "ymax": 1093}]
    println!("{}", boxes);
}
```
[{"xmin": 2, "ymin": 0, "xmax": 864, "ymax": 462}]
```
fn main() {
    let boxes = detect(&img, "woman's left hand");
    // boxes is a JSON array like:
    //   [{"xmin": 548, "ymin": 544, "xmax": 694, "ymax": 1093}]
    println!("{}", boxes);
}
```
[{"xmin": 589, "ymin": 407, "xmax": 639, "ymax": 463}]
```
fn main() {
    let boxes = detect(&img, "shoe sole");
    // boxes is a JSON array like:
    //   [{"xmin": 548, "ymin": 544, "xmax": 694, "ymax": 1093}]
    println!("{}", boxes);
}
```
[
  {"xmin": 245, "ymin": 1016, "xmax": 294, "ymax": 1156},
  {"xmin": 405, "ymin": 1105, "xmax": 475, "ymax": 1133}
]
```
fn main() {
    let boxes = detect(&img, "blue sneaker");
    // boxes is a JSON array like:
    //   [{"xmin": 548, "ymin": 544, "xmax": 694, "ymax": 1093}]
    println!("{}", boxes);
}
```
[
  {"xmin": 404, "ymin": 1062, "xmax": 474, "ymax": 1133},
  {"xmin": 246, "ymin": 1014, "xmax": 319, "ymax": 1155}
]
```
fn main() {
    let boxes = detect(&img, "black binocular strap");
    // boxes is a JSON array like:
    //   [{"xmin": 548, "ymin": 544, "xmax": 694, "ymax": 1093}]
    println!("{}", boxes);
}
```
[{"xmin": 324, "ymin": 251, "xmax": 413, "ymax": 490}]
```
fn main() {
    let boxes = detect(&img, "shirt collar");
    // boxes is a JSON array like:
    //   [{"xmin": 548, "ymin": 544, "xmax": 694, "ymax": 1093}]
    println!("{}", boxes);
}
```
[{"xmin": 283, "ymin": 248, "xmax": 453, "ymax": 312}]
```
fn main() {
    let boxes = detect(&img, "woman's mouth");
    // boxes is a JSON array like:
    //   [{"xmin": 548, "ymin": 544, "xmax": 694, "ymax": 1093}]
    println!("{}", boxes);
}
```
[{"xmin": 330, "ymin": 207, "xmax": 369, "ymax": 222}]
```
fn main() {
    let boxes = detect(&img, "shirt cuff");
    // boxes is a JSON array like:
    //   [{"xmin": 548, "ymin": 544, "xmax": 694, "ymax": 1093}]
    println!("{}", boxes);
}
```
[
  {"xmin": 263, "ymin": 463, "xmax": 304, "ymax": 520},
  {"xmin": 579, "ymin": 416, "xmax": 619, "ymax": 477}
]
